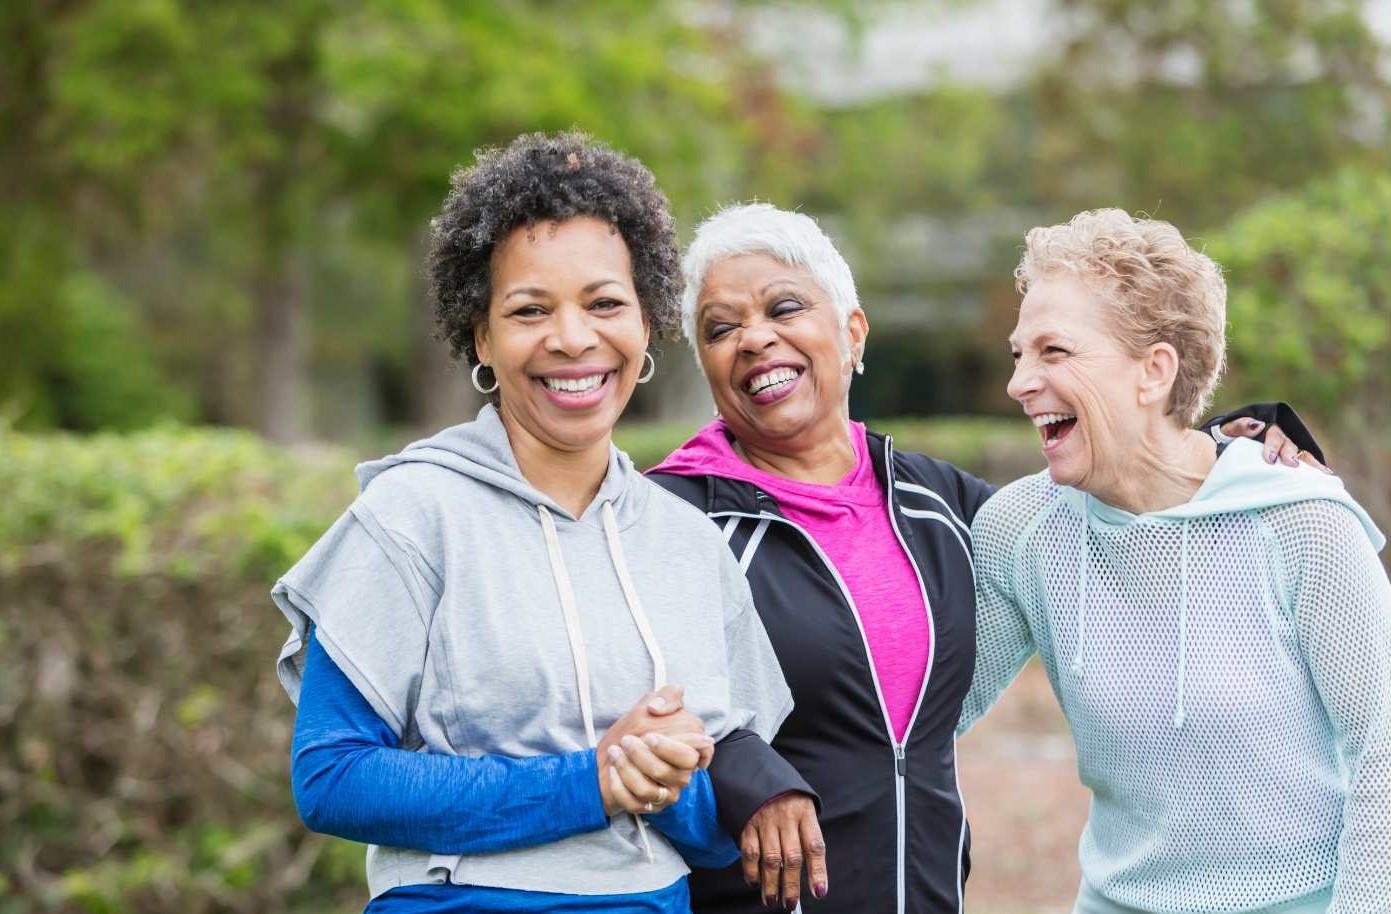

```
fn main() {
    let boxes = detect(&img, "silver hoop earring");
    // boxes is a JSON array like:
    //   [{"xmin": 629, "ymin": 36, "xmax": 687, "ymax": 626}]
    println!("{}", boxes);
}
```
[
  {"xmin": 471, "ymin": 362, "xmax": 499, "ymax": 394},
  {"xmin": 636, "ymin": 351, "xmax": 656, "ymax": 384}
]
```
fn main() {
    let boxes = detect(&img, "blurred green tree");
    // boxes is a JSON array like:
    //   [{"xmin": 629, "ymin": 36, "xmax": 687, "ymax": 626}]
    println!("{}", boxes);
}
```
[
  {"xmin": 0, "ymin": 0, "xmax": 800, "ymax": 438},
  {"xmin": 1209, "ymin": 166, "xmax": 1391, "ymax": 531}
]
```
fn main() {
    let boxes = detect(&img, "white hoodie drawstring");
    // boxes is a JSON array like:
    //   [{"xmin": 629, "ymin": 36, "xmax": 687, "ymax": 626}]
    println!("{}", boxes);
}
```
[
  {"xmin": 1174, "ymin": 520, "xmax": 1191, "ymax": 730},
  {"xmin": 1072, "ymin": 495, "xmax": 1089, "ymax": 676},
  {"xmin": 537, "ymin": 501, "xmax": 667, "ymax": 863}
]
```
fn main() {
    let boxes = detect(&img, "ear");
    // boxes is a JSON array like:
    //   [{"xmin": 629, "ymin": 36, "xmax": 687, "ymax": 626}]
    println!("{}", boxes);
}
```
[
  {"xmin": 846, "ymin": 308, "xmax": 869, "ymax": 364},
  {"xmin": 474, "ymin": 321, "xmax": 492, "ymax": 367},
  {"xmin": 1137, "ymin": 342, "xmax": 1179, "ymax": 408}
]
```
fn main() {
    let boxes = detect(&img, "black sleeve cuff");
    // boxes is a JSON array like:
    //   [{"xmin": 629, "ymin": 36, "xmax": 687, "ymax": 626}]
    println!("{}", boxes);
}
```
[
  {"xmin": 707, "ymin": 729, "xmax": 819, "ymax": 836},
  {"xmin": 1200, "ymin": 401, "xmax": 1326, "ymax": 466}
]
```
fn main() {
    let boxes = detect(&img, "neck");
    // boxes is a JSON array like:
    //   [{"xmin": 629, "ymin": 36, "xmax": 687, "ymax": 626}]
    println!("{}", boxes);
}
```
[
  {"xmin": 733, "ymin": 406, "xmax": 857, "ymax": 485},
  {"xmin": 498, "ymin": 407, "xmax": 611, "ymax": 518},
  {"xmin": 1086, "ymin": 421, "xmax": 1216, "ymax": 514}
]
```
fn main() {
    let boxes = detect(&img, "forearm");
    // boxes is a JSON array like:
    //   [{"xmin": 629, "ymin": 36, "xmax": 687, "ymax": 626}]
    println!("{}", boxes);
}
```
[
  {"xmin": 705, "ymin": 728, "xmax": 818, "ymax": 836},
  {"xmin": 293, "ymin": 739, "xmax": 608, "ymax": 854},
  {"xmin": 645, "ymin": 769, "xmax": 740, "ymax": 868},
  {"xmin": 292, "ymin": 632, "xmax": 608, "ymax": 854}
]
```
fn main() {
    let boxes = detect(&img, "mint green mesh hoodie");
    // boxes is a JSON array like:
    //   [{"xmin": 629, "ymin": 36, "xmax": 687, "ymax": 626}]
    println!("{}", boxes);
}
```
[{"xmin": 960, "ymin": 438, "xmax": 1390, "ymax": 914}]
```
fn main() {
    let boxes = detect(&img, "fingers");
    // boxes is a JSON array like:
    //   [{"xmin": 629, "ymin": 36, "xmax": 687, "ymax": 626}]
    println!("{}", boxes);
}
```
[
  {"xmin": 606, "ymin": 745, "xmax": 677, "ymax": 812},
  {"xmin": 1296, "ymin": 449, "xmax": 1334, "ymax": 474},
  {"xmin": 739, "ymin": 823, "xmax": 762, "ymax": 889},
  {"xmin": 619, "ymin": 734, "xmax": 694, "ymax": 789},
  {"xmin": 647, "ymin": 683, "xmax": 684, "ymax": 715},
  {"xmin": 757, "ymin": 815, "xmax": 783, "ymax": 909},
  {"xmin": 662, "ymin": 731, "xmax": 715, "ymax": 769},
  {"xmin": 1262, "ymin": 425, "xmax": 1292, "ymax": 465},
  {"xmin": 1219, "ymin": 417, "xmax": 1264, "ymax": 442},
  {"xmin": 641, "ymin": 733, "xmax": 703, "ymax": 774},
  {"xmin": 801, "ymin": 810, "xmax": 828, "ymax": 902},
  {"xmin": 779, "ymin": 816, "xmax": 804, "ymax": 911}
]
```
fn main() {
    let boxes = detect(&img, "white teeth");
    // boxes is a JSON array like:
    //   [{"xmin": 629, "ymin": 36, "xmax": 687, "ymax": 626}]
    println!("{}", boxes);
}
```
[
  {"xmin": 1031, "ymin": 412, "xmax": 1076, "ymax": 428},
  {"xmin": 746, "ymin": 367, "xmax": 800, "ymax": 395},
  {"xmin": 542, "ymin": 373, "xmax": 606, "ymax": 393}
]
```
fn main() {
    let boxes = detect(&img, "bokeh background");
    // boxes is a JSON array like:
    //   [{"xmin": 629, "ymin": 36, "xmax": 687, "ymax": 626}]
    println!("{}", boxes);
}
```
[{"xmin": 3, "ymin": 1, "xmax": 1388, "ymax": 912}]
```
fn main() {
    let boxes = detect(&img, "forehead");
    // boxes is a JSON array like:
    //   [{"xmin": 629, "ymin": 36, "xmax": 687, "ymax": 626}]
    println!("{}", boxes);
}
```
[
  {"xmin": 1012, "ymin": 272, "xmax": 1111, "ymax": 342},
  {"xmin": 699, "ymin": 252, "xmax": 823, "ymax": 303},
  {"xmin": 493, "ymin": 216, "xmax": 633, "ymax": 284}
]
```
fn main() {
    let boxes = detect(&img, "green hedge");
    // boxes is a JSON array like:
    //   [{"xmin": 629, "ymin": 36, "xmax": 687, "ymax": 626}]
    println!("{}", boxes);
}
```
[{"xmin": 0, "ymin": 419, "xmax": 1039, "ymax": 913}]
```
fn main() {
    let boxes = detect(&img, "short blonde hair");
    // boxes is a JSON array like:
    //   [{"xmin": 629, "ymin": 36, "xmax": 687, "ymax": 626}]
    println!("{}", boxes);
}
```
[{"xmin": 1015, "ymin": 209, "xmax": 1227, "ymax": 427}]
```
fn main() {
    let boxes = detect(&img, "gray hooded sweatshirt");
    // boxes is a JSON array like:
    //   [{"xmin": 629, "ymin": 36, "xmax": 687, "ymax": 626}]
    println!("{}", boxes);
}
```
[{"xmin": 272, "ymin": 405, "xmax": 793, "ymax": 899}]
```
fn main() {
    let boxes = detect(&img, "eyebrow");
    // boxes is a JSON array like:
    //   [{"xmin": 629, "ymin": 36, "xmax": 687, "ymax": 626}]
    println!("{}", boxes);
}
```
[
  {"xmin": 502, "ymin": 278, "xmax": 624, "ymax": 302},
  {"xmin": 1008, "ymin": 328, "xmax": 1070, "ymax": 349}
]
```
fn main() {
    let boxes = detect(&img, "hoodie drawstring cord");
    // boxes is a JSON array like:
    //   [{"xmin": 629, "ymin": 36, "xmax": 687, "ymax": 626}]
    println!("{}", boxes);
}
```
[
  {"xmin": 1072, "ymin": 495, "xmax": 1089, "ymax": 676},
  {"xmin": 1174, "ymin": 520, "xmax": 1191, "ymax": 730},
  {"xmin": 537, "ymin": 502, "xmax": 665, "ymax": 862}
]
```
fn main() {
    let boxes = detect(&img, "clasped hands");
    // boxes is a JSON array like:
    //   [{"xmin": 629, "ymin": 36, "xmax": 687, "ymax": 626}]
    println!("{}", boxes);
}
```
[
  {"xmin": 596, "ymin": 685, "xmax": 827, "ymax": 910},
  {"xmin": 596, "ymin": 684, "xmax": 713, "ymax": 817}
]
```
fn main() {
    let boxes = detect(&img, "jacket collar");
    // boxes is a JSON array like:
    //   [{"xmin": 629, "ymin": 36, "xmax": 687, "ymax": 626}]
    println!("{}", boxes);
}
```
[{"xmin": 696, "ymin": 430, "xmax": 897, "ymax": 516}]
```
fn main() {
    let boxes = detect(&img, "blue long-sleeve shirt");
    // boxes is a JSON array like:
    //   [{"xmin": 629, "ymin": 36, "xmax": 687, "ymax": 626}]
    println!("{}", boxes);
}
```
[{"xmin": 291, "ymin": 631, "xmax": 737, "ymax": 912}]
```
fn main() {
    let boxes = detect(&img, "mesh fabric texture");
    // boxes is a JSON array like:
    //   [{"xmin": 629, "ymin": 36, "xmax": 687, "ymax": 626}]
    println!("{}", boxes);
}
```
[{"xmin": 962, "ymin": 471, "xmax": 1391, "ymax": 914}]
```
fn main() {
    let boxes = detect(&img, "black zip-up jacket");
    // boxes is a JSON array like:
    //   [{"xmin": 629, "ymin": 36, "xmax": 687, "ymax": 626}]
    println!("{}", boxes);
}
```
[
  {"xmin": 652, "ymin": 430, "xmax": 995, "ymax": 914},
  {"xmin": 654, "ymin": 405, "xmax": 1312, "ymax": 914}
]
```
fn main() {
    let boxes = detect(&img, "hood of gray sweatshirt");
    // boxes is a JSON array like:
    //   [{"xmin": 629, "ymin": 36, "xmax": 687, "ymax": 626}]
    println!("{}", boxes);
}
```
[{"xmin": 272, "ymin": 405, "xmax": 791, "ymax": 898}]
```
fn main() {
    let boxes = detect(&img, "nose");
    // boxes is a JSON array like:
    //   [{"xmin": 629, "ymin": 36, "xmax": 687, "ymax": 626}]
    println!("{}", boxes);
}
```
[
  {"xmin": 546, "ymin": 303, "xmax": 600, "ymax": 357},
  {"xmin": 737, "ymin": 319, "xmax": 778, "ymax": 355},
  {"xmin": 1006, "ymin": 356, "xmax": 1042, "ymax": 403}
]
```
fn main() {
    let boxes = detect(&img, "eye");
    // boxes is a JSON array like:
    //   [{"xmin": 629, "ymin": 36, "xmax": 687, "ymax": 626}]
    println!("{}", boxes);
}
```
[
  {"xmin": 1043, "ymin": 345, "xmax": 1069, "ymax": 357},
  {"xmin": 510, "ymin": 303, "xmax": 547, "ymax": 318},
  {"xmin": 1010, "ymin": 350, "xmax": 1022, "ymax": 362},
  {"xmin": 705, "ymin": 322, "xmax": 736, "ymax": 342},
  {"xmin": 770, "ymin": 298, "xmax": 804, "ymax": 318},
  {"xmin": 590, "ymin": 297, "xmax": 624, "ymax": 313}
]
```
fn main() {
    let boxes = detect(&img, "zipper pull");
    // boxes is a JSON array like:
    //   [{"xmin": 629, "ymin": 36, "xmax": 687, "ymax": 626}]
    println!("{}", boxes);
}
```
[{"xmin": 895, "ymin": 744, "xmax": 906, "ymax": 777}]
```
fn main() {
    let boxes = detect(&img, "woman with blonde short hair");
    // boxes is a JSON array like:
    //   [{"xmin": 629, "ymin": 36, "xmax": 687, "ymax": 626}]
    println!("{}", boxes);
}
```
[{"xmin": 963, "ymin": 209, "xmax": 1390, "ymax": 914}]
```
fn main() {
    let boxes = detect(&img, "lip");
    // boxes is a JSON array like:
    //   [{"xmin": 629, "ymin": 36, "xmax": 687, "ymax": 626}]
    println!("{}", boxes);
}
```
[
  {"xmin": 1030, "ymin": 410, "xmax": 1078, "ymax": 455},
  {"xmin": 533, "ymin": 369, "xmax": 616, "ymax": 411},
  {"xmin": 739, "ymin": 360, "xmax": 805, "ymax": 406}
]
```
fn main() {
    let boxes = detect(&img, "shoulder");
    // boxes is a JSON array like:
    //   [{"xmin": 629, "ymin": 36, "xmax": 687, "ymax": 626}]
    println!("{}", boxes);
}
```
[
  {"xmin": 971, "ymin": 471, "xmax": 1064, "ymax": 561},
  {"xmin": 645, "ymin": 470, "xmax": 706, "ymax": 509},
  {"xmin": 877, "ymin": 434, "xmax": 998, "ymax": 522},
  {"xmin": 1257, "ymin": 497, "xmax": 1383, "ymax": 568},
  {"xmin": 638, "ymin": 475, "xmax": 724, "ymax": 544}
]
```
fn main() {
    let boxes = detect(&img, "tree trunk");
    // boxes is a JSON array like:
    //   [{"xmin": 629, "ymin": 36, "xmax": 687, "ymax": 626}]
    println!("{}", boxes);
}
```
[{"xmin": 254, "ymin": 252, "xmax": 310, "ymax": 443}]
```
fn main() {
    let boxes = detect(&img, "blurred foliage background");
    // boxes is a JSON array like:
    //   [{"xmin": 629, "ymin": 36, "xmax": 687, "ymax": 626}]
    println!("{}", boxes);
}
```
[{"xmin": 2, "ymin": 0, "xmax": 1387, "ymax": 912}]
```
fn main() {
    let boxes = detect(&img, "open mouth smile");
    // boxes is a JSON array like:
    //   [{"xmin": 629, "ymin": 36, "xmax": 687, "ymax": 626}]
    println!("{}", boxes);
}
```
[
  {"xmin": 1033, "ymin": 411, "xmax": 1077, "ymax": 449},
  {"xmin": 742, "ymin": 365, "xmax": 803, "ymax": 404},
  {"xmin": 534, "ymin": 370, "xmax": 616, "ymax": 409}
]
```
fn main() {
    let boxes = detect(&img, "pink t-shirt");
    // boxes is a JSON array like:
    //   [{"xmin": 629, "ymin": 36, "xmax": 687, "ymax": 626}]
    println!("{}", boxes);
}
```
[{"xmin": 650, "ymin": 420, "xmax": 930, "ymax": 742}]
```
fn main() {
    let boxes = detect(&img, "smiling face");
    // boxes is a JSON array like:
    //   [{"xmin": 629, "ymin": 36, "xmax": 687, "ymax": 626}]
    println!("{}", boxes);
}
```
[
  {"xmin": 694, "ymin": 252, "xmax": 867, "ymax": 453},
  {"xmin": 475, "ymin": 216, "xmax": 649, "ymax": 455},
  {"xmin": 1007, "ymin": 272, "xmax": 1156, "ymax": 492}
]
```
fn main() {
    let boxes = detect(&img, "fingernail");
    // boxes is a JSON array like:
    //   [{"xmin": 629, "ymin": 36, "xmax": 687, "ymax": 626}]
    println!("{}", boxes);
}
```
[
  {"xmin": 644, "ymin": 733, "xmax": 661, "ymax": 748},
  {"xmin": 607, "ymin": 746, "xmax": 624, "ymax": 762},
  {"xmin": 785, "ymin": 898, "xmax": 797, "ymax": 911},
  {"xmin": 621, "ymin": 735, "xmax": 640, "ymax": 751},
  {"xmin": 763, "ymin": 895, "xmax": 774, "ymax": 908},
  {"xmin": 1265, "ymin": 450, "xmax": 1277, "ymax": 463},
  {"xmin": 649, "ymin": 697, "xmax": 667, "ymax": 711},
  {"xmin": 814, "ymin": 881, "xmax": 827, "ymax": 898},
  {"xmin": 1246, "ymin": 419, "xmax": 1263, "ymax": 431}
]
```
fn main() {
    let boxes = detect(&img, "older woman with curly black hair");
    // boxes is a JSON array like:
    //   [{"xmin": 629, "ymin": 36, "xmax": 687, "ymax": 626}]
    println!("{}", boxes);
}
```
[{"xmin": 269, "ymin": 132, "xmax": 797, "ymax": 914}]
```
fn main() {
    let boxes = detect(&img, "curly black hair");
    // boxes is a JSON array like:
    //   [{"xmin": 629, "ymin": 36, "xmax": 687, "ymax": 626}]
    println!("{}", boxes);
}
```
[{"xmin": 427, "ymin": 131, "xmax": 682, "ymax": 366}]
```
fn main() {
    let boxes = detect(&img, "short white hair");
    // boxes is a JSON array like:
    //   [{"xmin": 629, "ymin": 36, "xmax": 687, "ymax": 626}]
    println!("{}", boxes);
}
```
[{"xmin": 679, "ymin": 203, "xmax": 859, "ymax": 346}]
